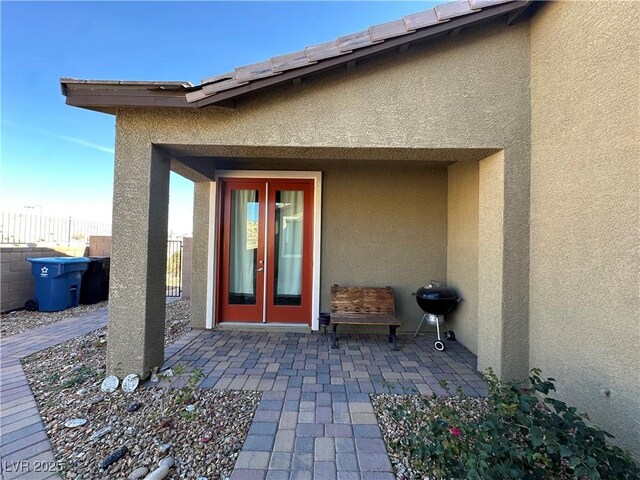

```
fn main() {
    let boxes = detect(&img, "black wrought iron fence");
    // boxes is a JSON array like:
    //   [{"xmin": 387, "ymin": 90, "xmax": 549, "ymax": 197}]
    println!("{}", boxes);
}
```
[
  {"xmin": 0, "ymin": 211, "xmax": 111, "ymax": 245},
  {"xmin": 166, "ymin": 240, "xmax": 183, "ymax": 297}
]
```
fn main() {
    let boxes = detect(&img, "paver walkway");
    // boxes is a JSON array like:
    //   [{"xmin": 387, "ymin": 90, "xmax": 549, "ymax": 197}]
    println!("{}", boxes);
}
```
[
  {"xmin": 159, "ymin": 330, "xmax": 487, "ymax": 480},
  {"xmin": 1, "ymin": 311, "xmax": 487, "ymax": 480},
  {"xmin": 0, "ymin": 309, "xmax": 108, "ymax": 479}
]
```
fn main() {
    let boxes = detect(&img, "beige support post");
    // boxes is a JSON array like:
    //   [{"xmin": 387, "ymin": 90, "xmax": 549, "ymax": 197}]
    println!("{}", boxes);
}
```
[
  {"xmin": 477, "ymin": 150, "xmax": 530, "ymax": 381},
  {"xmin": 106, "ymin": 143, "xmax": 170, "ymax": 379},
  {"xmin": 189, "ymin": 182, "xmax": 213, "ymax": 329}
]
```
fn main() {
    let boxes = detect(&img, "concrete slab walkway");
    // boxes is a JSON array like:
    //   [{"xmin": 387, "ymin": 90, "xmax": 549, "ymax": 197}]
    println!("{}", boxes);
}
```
[
  {"xmin": 159, "ymin": 330, "xmax": 487, "ymax": 480},
  {"xmin": 0, "ymin": 309, "xmax": 108, "ymax": 479}
]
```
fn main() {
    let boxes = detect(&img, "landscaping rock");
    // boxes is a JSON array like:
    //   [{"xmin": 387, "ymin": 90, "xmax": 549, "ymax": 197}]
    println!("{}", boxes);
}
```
[
  {"xmin": 127, "ymin": 466, "xmax": 149, "ymax": 479},
  {"xmin": 101, "ymin": 375, "xmax": 119, "ymax": 393},
  {"xmin": 89, "ymin": 425, "xmax": 112, "ymax": 442},
  {"xmin": 144, "ymin": 465, "xmax": 170, "ymax": 480},
  {"xmin": 64, "ymin": 418, "xmax": 87, "ymax": 428},
  {"xmin": 158, "ymin": 456, "xmax": 174, "ymax": 468},
  {"xmin": 99, "ymin": 445, "xmax": 128, "ymax": 470}
]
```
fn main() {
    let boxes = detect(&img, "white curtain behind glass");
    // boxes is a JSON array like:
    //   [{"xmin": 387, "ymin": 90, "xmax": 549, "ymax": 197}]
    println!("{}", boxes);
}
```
[
  {"xmin": 230, "ymin": 190, "xmax": 257, "ymax": 295},
  {"xmin": 276, "ymin": 191, "xmax": 303, "ymax": 296}
]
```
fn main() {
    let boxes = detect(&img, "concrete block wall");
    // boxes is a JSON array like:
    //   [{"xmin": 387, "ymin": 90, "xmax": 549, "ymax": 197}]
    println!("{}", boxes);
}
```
[
  {"xmin": 89, "ymin": 235, "xmax": 112, "ymax": 256},
  {"xmin": 181, "ymin": 237, "xmax": 193, "ymax": 299},
  {"xmin": 0, "ymin": 245, "xmax": 88, "ymax": 312}
]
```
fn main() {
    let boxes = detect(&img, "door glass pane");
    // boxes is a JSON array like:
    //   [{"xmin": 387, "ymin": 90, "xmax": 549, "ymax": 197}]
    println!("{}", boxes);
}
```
[
  {"xmin": 229, "ymin": 189, "xmax": 259, "ymax": 305},
  {"xmin": 274, "ymin": 190, "xmax": 303, "ymax": 306}
]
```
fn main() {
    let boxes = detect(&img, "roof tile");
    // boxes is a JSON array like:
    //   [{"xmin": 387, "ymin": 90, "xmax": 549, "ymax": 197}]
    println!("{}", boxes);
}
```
[
  {"xmin": 201, "ymin": 78, "xmax": 249, "ymax": 95},
  {"xmin": 201, "ymin": 72, "xmax": 235, "ymax": 85},
  {"xmin": 234, "ymin": 60, "xmax": 277, "ymax": 83},
  {"xmin": 337, "ymin": 30, "xmax": 378, "ymax": 52},
  {"xmin": 435, "ymin": 1, "xmax": 480, "ymax": 21},
  {"xmin": 369, "ymin": 19, "xmax": 413, "ymax": 42},
  {"xmin": 305, "ymin": 40, "xmax": 346, "ymax": 62},
  {"xmin": 403, "ymin": 9, "xmax": 448, "ymax": 30},
  {"xmin": 270, "ymin": 50, "xmax": 315, "ymax": 73},
  {"xmin": 469, "ymin": 0, "xmax": 512, "ymax": 8},
  {"xmin": 185, "ymin": 89, "xmax": 212, "ymax": 103}
]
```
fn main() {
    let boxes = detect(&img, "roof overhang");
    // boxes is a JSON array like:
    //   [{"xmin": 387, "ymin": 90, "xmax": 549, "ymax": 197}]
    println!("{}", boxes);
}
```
[{"xmin": 60, "ymin": 0, "xmax": 531, "ymax": 114}]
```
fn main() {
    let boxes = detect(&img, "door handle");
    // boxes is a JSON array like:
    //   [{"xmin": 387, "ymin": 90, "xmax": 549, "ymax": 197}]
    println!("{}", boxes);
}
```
[{"xmin": 255, "ymin": 268, "xmax": 264, "ymax": 272}]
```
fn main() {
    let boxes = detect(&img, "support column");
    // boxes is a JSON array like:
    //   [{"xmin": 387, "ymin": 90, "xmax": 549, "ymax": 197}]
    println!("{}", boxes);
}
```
[
  {"xmin": 477, "ymin": 150, "xmax": 530, "ymax": 381},
  {"xmin": 106, "ymin": 142, "xmax": 170, "ymax": 378},
  {"xmin": 190, "ymin": 182, "xmax": 214, "ymax": 329}
]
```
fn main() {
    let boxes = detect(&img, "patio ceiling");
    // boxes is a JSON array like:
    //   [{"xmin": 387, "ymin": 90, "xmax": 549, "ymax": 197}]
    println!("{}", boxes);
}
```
[{"xmin": 163, "ymin": 145, "xmax": 502, "ymax": 181}]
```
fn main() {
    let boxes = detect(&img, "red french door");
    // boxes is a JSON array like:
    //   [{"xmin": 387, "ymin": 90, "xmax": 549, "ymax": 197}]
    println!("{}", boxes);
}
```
[{"xmin": 218, "ymin": 178, "xmax": 314, "ymax": 325}]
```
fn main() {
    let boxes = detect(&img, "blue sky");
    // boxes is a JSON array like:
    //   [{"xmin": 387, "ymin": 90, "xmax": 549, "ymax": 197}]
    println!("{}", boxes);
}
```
[{"xmin": 1, "ymin": 1, "xmax": 434, "ymax": 235}]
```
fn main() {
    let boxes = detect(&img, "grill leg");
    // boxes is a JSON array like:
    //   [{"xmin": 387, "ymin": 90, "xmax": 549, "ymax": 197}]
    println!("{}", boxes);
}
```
[
  {"xmin": 331, "ymin": 324, "xmax": 339, "ymax": 349},
  {"xmin": 435, "ymin": 315, "xmax": 442, "ymax": 341},
  {"xmin": 389, "ymin": 326, "xmax": 399, "ymax": 351},
  {"xmin": 413, "ymin": 314, "xmax": 428, "ymax": 338}
]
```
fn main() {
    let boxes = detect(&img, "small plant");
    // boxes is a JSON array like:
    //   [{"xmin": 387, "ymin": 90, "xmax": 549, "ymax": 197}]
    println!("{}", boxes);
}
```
[
  {"xmin": 175, "ymin": 368, "xmax": 204, "ymax": 404},
  {"xmin": 380, "ymin": 378, "xmax": 397, "ymax": 394},
  {"xmin": 173, "ymin": 363, "xmax": 186, "ymax": 376},
  {"xmin": 182, "ymin": 409, "xmax": 197, "ymax": 422},
  {"xmin": 385, "ymin": 368, "xmax": 639, "ymax": 479}
]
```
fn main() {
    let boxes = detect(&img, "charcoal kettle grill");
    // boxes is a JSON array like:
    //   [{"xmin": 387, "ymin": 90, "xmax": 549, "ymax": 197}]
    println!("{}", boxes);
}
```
[{"xmin": 413, "ymin": 282, "xmax": 461, "ymax": 351}]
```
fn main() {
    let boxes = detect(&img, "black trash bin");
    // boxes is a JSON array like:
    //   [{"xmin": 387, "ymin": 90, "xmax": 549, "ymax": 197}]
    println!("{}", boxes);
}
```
[{"xmin": 80, "ymin": 256, "xmax": 110, "ymax": 304}]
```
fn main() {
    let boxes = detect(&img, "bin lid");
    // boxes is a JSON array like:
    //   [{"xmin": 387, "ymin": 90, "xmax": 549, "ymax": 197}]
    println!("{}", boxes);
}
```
[{"xmin": 27, "ymin": 257, "xmax": 90, "ymax": 264}]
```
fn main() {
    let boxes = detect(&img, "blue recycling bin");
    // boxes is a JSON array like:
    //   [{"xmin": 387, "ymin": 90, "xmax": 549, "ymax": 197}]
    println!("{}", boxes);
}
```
[{"xmin": 27, "ymin": 257, "xmax": 90, "ymax": 312}]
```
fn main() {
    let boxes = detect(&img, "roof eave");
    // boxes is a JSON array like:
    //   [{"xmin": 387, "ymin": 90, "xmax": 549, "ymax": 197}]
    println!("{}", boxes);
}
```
[{"xmin": 60, "ymin": 78, "xmax": 199, "ymax": 114}]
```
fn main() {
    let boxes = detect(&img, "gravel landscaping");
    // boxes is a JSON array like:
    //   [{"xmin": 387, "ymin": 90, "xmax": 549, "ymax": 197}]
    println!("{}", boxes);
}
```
[
  {"xmin": 22, "ymin": 300, "xmax": 262, "ymax": 479},
  {"xmin": 372, "ymin": 393, "xmax": 490, "ymax": 480},
  {"xmin": 1, "ymin": 301, "xmax": 108, "ymax": 337}
]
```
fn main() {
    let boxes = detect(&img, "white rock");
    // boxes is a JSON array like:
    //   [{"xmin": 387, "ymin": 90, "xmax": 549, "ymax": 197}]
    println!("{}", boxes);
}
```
[
  {"xmin": 158, "ymin": 456, "xmax": 174, "ymax": 468},
  {"xmin": 143, "ymin": 465, "xmax": 170, "ymax": 480},
  {"xmin": 185, "ymin": 404, "xmax": 195, "ymax": 412},
  {"xmin": 90, "ymin": 425, "xmax": 112, "ymax": 441},
  {"xmin": 122, "ymin": 374, "xmax": 140, "ymax": 393},
  {"xmin": 158, "ymin": 442, "xmax": 172, "ymax": 454},
  {"xmin": 150, "ymin": 373, "xmax": 159, "ymax": 382},
  {"xmin": 64, "ymin": 418, "xmax": 87, "ymax": 428},
  {"xmin": 160, "ymin": 368, "xmax": 174, "ymax": 378},
  {"xmin": 128, "ymin": 466, "xmax": 149, "ymax": 480},
  {"xmin": 76, "ymin": 388, "xmax": 87, "ymax": 395},
  {"xmin": 101, "ymin": 375, "xmax": 119, "ymax": 393}
]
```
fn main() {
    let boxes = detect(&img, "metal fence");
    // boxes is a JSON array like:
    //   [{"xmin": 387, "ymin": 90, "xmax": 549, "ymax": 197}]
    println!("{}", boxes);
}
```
[
  {"xmin": 166, "ymin": 240, "xmax": 183, "ymax": 297},
  {"xmin": 0, "ymin": 211, "xmax": 111, "ymax": 245}
]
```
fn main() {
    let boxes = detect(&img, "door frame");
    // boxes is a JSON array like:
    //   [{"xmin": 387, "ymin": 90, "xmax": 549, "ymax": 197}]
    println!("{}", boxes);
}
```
[{"xmin": 206, "ymin": 170, "xmax": 322, "ymax": 330}]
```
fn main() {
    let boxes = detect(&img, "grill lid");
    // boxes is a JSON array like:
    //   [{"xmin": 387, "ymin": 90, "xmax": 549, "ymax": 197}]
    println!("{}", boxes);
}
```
[{"xmin": 415, "ymin": 284, "xmax": 457, "ymax": 300}]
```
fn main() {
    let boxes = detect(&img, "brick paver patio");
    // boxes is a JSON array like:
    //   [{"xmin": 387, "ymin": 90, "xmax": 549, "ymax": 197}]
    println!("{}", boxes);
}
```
[
  {"xmin": 0, "ymin": 309, "xmax": 487, "ymax": 480},
  {"xmin": 158, "ymin": 330, "xmax": 487, "ymax": 480}
]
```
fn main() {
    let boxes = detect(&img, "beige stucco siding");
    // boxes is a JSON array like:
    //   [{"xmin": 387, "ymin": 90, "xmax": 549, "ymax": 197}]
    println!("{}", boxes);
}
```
[
  {"xmin": 530, "ymin": 1, "xmax": 640, "ymax": 457},
  {"xmin": 113, "ymin": 17, "xmax": 531, "ymax": 379},
  {"xmin": 447, "ymin": 161, "xmax": 480, "ymax": 353},
  {"xmin": 320, "ymin": 164, "xmax": 447, "ymax": 330}
]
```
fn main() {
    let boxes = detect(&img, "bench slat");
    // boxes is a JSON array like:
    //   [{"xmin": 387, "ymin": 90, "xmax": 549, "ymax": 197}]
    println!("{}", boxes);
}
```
[{"xmin": 331, "ymin": 285, "xmax": 395, "ymax": 315}]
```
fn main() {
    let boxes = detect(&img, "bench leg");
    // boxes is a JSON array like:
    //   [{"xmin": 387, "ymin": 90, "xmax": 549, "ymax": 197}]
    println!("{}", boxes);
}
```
[
  {"xmin": 389, "ymin": 326, "xmax": 399, "ymax": 351},
  {"xmin": 331, "ymin": 324, "xmax": 339, "ymax": 349}
]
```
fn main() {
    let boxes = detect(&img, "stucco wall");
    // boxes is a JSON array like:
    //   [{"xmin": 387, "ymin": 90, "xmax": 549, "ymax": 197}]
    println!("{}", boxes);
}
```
[
  {"xmin": 530, "ymin": 1, "xmax": 640, "ymax": 457},
  {"xmin": 320, "ymin": 164, "xmax": 447, "ymax": 330},
  {"xmin": 114, "ymin": 17, "xmax": 532, "ymax": 378},
  {"xmin": 446, "ymin": 161, "xmax": 479, "ymax": 353}
]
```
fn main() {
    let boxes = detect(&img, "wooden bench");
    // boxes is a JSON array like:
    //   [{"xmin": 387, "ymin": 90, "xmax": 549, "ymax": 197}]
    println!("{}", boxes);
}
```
[{"xmin": 330, "ymin": 285, "xmax": 401, "ymax": 351}]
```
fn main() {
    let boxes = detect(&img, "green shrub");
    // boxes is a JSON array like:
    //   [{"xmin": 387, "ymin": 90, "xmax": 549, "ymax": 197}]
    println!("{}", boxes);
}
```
[{"xmin": 388, "ymin": 368, "xmax": 638, "ymax": 479}]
